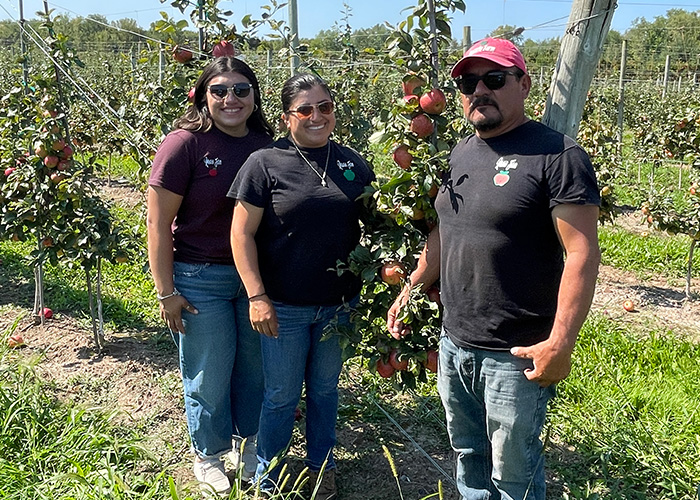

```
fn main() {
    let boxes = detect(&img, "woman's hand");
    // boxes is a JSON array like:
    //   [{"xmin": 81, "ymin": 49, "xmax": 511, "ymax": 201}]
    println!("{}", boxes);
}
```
[
  {"xmin": 159, "ymin": 295, "xmax": 198, "ymax": 334},
  {"xmin": 249, "ymin": 296, "xmax": 278, "ymax": 338}
]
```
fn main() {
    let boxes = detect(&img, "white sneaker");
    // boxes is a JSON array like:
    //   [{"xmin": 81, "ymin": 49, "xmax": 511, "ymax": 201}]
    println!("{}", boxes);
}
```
[
  {"xmin": 193, "ymin": 456, "xmax": 231, "ymax": 496},
  {"xmin": 230, "ymin": 435, "xmax": 257, "ymax": 482}
]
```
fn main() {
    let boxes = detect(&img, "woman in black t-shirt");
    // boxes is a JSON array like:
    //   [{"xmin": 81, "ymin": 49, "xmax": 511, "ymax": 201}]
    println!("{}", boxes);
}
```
[{"xmin": 229, "ymin": 73, "xmax": 374, "ymax": 498}]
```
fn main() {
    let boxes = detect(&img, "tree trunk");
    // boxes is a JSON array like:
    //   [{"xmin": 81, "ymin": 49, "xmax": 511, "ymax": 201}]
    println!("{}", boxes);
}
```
[{"xmin": 542, "ymin": 0, "xmax": 617, "ymax": 138}]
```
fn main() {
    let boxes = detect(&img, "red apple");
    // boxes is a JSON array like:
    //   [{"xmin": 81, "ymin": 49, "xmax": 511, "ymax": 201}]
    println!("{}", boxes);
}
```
[
  {"xmin": 423, "ymin": 350, "xmax": 438, "ymax": 373},
  {"xmin": 426, "ymin": 286, "xmax": 441, "ymax": 305},
  {"xmin": 376, "ymin": 358, "xmax": 396, "ymax": 378},
  {"xmin": 7, "ymin": 334, "xmax": 25, "ymax": 348},
  {"xmin": 392, "ymin": 144, "xmax": 412, "ymax": 170},
  {"xmin": 34, "ymin": 141, "xmax": 48, "ymax": 158},
  {"xmin": 4, "ymin": 167, "xmax": 15, "ymax": 176},
  {"xmin": 401, "ymin": 74, "xmax": 426, "ymax": 96},
  {"xmin": 389, "ymin": 349, "xmax": 408, "ymax": 371},
  {"xmin": 623, "ymin": 300, "xmax": 635, "ymax": 312},
  {"xmin": 41, "ymin": 236, "xmax": 54, "ymax": 248},
  {"xmin": 419, "ymin": 88, "xmax": 447, "ymax": 115},
  {"xmin": 56, "ymin": 160, "xmax": 70, "ymax": 171},
  {"xmin": 410, "ymin": 114, "xmax": 434, "ymax": 138},
  {"xmin": 381, "ymin": 261, "xmax": 407, "ymax": 286},
  {"xmin": 403, "ymin": 94, "xmax": 419, "ymax": 106},
  {"xmin": 44, "ymin": 156, "xmax": 59, "ymax": 168},
  {"xmin": 51, "ymin": 139, "xmax": 66, "ymax": 151},
  {"xmin": 50, "ymin": 172, "xmax": 66, "ymax": 184},
  {"xmin": 62, "ymin": 145, "xmax": 73, "ymax": 159},
  {"xmin": 187, "ymin": 87, "xmax": 196, "ymax": 103},
  {"xmin": 43, "ymin": 307, "xmax": 53, "ymax": 319},
  {"xmin": 172, "ymin": 46, "xmax": 193, "ymax": 64},
  {"xmin": 212, "ymin": 40, "xmax": 236, "ymax": 58}
]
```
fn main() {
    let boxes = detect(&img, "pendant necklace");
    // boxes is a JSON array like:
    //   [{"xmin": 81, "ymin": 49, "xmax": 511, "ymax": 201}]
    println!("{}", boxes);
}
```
[{"xmin": 291, "ymin": 139, "xmax": 330, "ymax": 187}]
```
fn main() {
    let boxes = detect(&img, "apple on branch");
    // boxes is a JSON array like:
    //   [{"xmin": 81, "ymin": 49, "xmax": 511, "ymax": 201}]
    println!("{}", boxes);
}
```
[
  {"xmin": 410, "ymin": 113, "xmax": 434, "ymax": 138},
  {"xmin": 381, "ymin": 261, "xmax": 407, "ymax": 286},
  {"xmin": 392, "ymin": 144, "xmax": 412, "ymax": 170},
  {"xmin": 419, "ymin": 88, "xmax": 447, "ymax": 115}
]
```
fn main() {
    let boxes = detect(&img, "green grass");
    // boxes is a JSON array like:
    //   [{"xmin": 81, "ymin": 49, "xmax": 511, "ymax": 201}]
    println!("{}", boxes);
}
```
[
  {"xmin": 549, "ymin": 313, "xmax": 700, "ymax": 499},
  {"xmin": 599, "ymin": 224, "xmax": 699, "ymax": 281},
  {"xmin": 0, "ymin": 239, "xmax": 159, "ymax": 331}
]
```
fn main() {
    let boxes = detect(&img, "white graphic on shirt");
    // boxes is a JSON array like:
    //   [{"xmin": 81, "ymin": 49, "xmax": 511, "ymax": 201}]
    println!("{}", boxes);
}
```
[
  {"xmin": 203, "ymin": 157, "xmax": 222, "ymax": 177},
  {"xmin": 493, "ymin": 157, "xmax": 518, "ymax": 187}
]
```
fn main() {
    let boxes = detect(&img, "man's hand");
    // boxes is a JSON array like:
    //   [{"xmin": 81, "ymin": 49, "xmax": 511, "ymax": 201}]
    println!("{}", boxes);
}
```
[
  {"xmin": 387, "ymin": 286, "xmax": 412, "ymax": 340},
  {"xmin": 510, "ymin": 339, "xmax": 574, "ymax": 387}
]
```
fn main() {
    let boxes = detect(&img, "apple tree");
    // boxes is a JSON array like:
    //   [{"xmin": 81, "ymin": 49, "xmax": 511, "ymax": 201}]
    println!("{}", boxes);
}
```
[
  {"xmin": 331, "ymin": 0, "xmax": 466, "ymax": 388},
  {"xmin": 0, "ymin": 12, "xmax": 141, "ymax": 349}
]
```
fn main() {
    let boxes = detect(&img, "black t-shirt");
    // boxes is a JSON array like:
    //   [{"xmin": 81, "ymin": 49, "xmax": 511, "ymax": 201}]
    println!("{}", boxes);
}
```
[
  {"xmin": 228, "ymin": 137, "xmax": 375, "ymax": 306},
  {"xmin": 434, "ymin": 120, "xmax": 600, "ymax": 350},
  {"xmin": 149, "ymin": 127, "xmax": 272, "ymax": 264}
]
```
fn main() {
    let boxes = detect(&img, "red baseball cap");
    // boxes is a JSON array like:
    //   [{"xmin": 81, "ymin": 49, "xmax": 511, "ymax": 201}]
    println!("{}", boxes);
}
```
[{"xmin": 451, "ymin": 37, "xmax": 528, "ymax": 78}]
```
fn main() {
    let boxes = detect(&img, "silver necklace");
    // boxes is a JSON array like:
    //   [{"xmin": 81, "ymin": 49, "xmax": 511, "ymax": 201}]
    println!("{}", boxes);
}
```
[{"xmin": 291, "ymin": 140, "xmax": 330, "ymax": 187}]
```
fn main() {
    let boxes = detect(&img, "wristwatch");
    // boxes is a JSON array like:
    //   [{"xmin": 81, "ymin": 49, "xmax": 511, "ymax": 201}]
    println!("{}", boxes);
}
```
[{"xmin": 156, "ymin": 287, "xmax": 181, "ymax": 301}]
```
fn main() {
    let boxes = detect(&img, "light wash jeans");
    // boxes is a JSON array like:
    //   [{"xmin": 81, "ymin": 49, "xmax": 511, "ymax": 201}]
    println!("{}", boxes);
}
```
[
  {"xmin": 437, "ymin": 333, "xmax": 556, "ymax": 500},
  {"xmin": 173, "ymin": 261, "xmax": 264, "ymax": 458},
  {"xmin": 255, "ymin": 296, "xmax": 358, "ymax": 489}
]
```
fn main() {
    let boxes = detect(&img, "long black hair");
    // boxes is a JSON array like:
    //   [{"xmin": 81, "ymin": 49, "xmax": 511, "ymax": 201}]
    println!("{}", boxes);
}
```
[
  {"xmin": 175, "ymin": 57, "xmax": 274, "ymax": 137},
  {"xmin": 281, "ymin": 73, "xmax": 334, "ymax": 113}
]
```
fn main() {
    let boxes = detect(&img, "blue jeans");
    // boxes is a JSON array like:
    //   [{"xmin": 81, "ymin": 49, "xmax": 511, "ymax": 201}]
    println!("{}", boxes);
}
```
[
  {"xmin": 173, "ymin": 261, "xmax": 264, "ymax": 458},
  {"xmin": 437, "ymin": 334, "xmax": 556, "ymax": 500},
  {"xmin": 255, "ymin": 297, "xmax": 358, "ymax": 487}
]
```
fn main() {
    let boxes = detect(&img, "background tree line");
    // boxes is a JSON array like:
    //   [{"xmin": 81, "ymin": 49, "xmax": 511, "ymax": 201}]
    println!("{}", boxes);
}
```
[{"xmin": 0, "ymin": 7, "xmax": 698, "ymax": 78}]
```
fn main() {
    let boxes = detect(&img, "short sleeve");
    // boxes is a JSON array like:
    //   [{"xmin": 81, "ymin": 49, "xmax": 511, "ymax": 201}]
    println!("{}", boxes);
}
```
[
  {"xmin": 546, "ymin": 144, "xmax": 601, "ymax": 208},
  {"xmin": 149, "ymin": 130, "xmax": 195, "ymax": 196},
  {"xmin": 227, "ymin": 152, "xmax": 271, "ymax": 208}
]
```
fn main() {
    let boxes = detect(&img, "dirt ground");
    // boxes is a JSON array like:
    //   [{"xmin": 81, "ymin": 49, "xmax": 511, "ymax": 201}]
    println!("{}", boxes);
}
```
[{"xmin": 1, "ymin": 183, "xmax": 699, "ymax": 499}]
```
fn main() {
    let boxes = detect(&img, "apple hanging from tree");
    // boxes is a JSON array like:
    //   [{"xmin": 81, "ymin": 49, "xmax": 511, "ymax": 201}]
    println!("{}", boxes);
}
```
[
  {"xmin": 392, "ymin": 144, "xmax": 412, "ymax": 170},
  {"xmin": 389, "ymin": 348, "xmax": 409, "ymax": 371},
  {"xmin": 410, "ymin": 113, "xmax": 434, "ymax": 138},
  {"xmin": 4, "ymin": 167, "xmax": 15, "ymax": 177},
  {"xmin": 44, "ymin": 155, "xmax": 59, "ymax": 168},
  {"xmin": 172, "ymin": 46, "xmax": 193, "ymax": 64},
  {"xmin": 423, "ymin": 350, "xmax": 438, "ymax": 373},
  {"xmin": 212, "ymin": 40, "xmax": 236, "ymax": 58},
  {"xmin": 419, "ymin": 88, "xmax": 446, "ymax": 115},
  {"xmin": 401, "ymin": 74, "xmax": 426, "ymax": 96},
  {"xmin": 376, "ymin": 358, "xmax": 396, "ymax": 378},
  {"xmin": 381, "ymin": 261, "xmax": 407, "ymax": 286}
]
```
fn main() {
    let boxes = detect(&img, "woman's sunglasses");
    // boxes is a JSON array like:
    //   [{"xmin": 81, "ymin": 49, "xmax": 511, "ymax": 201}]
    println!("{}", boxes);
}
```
[
  {"xmin": 455, "ymin": 70, "xmax": 519, "ymax": 95},
  {"xmin": 287, "ymin": 101, "xmax": 334, "ymax": 118},
  {"xmin": 207, "ymin": 83, "xmax": 252, "ymax": 100}
]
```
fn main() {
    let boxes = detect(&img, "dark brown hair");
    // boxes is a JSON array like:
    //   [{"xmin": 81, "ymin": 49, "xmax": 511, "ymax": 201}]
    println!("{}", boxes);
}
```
[{"xmin": 175, "ymin": 57, "xmax": 274, "ymax": 137}]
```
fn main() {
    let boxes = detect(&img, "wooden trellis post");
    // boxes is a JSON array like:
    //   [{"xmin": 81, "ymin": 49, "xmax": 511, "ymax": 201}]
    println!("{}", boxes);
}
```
[{"xmin": 542, "ymin": 0, "xmax": 617, "ymax": 138}]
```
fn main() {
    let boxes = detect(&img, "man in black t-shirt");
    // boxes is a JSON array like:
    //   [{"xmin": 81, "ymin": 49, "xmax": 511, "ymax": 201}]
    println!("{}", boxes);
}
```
[{"xmin": 387, "ymin": 38, "xmax": 601, "ymax": 500}]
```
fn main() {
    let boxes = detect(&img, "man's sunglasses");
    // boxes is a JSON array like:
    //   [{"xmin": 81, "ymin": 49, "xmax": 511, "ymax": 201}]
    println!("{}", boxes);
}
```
[
  {"xmin": 207, "ymin": 83, "xmax": 253, "ymax": 99},
  {"xmin": 287, "ymin": 101, "xmax": 334, "ymax": 118},
  {"xmin": 455, "ymin": 70, "xmax": 520, "ymax": 95}
]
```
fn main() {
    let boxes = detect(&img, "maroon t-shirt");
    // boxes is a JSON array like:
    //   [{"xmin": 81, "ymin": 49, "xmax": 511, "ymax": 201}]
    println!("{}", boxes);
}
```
[{"xmin": 149, "ymin": 126, "xmax": 272, "ymax": 264}]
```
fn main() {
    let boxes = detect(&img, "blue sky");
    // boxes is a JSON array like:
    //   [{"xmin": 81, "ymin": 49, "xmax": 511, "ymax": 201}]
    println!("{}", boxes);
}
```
[{"xmin": 1, "ymin": 0, "xmax": 698, "ymax": 41}]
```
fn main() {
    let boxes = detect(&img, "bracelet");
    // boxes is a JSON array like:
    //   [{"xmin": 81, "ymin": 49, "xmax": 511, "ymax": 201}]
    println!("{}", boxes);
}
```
[
  {"xmin": 156, "ymin": 287, "xmax": 181, "ymax": 301},
  {"xmin": 248, "ymin": 292, "xmax": 267, "ymax": 300}
]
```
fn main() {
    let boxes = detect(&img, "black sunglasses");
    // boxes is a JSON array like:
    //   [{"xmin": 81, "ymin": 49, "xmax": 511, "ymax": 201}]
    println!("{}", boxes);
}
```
[
  {"xmin": 207, "ymin": 83, "xmax": 253, "ymax": 99},
  {"xmin": 287, "ymin": 101, "xmax": 334, "ymax": 118},
  {"xmin": 455, "ymin": 70, "xmax": 520, "ymax": 95}
]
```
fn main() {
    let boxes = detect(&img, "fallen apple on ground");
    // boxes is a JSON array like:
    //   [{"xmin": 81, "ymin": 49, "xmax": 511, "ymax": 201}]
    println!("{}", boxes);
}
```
[{"xmin": 623, "ymin": 300, "xmax": 635, "ymax": 312}]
